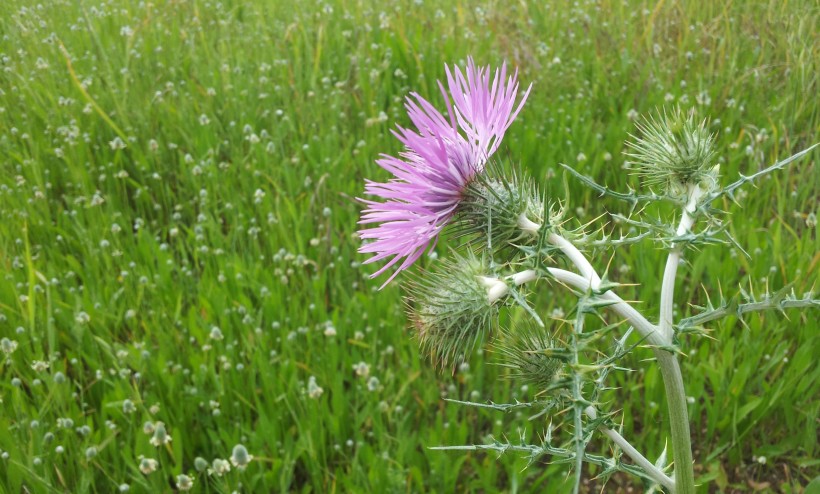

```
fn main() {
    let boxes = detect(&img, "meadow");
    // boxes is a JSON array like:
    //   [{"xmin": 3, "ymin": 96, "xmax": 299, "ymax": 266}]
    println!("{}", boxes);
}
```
[{"xmin": 0, "ymin": 0, "xmax": 818, "ymax": 492}]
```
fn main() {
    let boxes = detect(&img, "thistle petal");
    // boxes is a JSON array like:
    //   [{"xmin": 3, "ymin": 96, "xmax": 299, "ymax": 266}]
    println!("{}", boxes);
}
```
[{"xmin": 358, "ymin": 58, "xmax": 531, "ymax": 286}]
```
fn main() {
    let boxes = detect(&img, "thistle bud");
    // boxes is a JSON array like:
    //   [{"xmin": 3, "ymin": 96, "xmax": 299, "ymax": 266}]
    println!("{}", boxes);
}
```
[
  {"xmin": 406, "ymin": 254, "xmax": 503, "ymax": 368},
  {"xmin": 626, "ymin": 107, "xmax": 717, "ymax": 196},
  {"xmin": 495, "ymin": 323, "xmax": 563, "ymax": 391}
]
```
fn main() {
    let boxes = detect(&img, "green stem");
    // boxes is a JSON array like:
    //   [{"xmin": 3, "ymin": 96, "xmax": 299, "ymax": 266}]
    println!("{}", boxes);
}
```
[
  {"xmin": 657, "ymin": 352, "xmax": 695, "ymax": 494},
  {"xmin": 658, "ymin": 185, "xmax": 703, "ymax": 493},
  {"xmin": 570, "ymin": 305, "xmax": 587, "ymax": 494},
  {"xmin": 660, "ymin": 184, "xmax": 702, "ymax": 341},
  {"xmin": 529, "ymin": 229, "xmax": 698, "ymax": 491},
  {"xmin": 585, "ymin": 406, "xmax": 675, "ymax": 491}
]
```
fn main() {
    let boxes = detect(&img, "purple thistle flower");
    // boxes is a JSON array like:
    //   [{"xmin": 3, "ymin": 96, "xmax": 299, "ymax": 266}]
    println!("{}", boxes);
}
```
[{"xmin": 358, "ymin": 57, "xmax": 531, "ymax": 287}]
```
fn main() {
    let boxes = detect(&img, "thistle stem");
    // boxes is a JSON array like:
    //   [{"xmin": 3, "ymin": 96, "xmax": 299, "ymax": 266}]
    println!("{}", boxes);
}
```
[
  {"xmin": 547, "ymin": 266, "xmax": 695, "ymax": 492},
  {"xmin": 518, "ymin": 214, "xmax": 601, "ymax": 286},
  {"xmin": 503, "ymin": 266, "xmax": 663, "ymax": 345},
  {"xmin": 656, "ymin": 184, "xmax": 704, "ymax": 494},
  {"xmin": 547, "ymin": 232, "xmax": 602, "ymax": 287},
  {"xmin": 510, "ymin": 269, "xmax": 537, "ymax": 286},
  {"xmin": 660, "ymin": 184, "xmax": 703, "ymax": 341},
  {"xmin": 485, "ymin": 270, "xmax": 538, "ymax": 303},
  {"xmin": 545, "ymin": 268, "xmax": 665, "ymax": 347},
  {"xmin": 585, "ymin": 407, "xmax": 675, "ymax": 492},
  {"xmin": 657, "ymin": 351, "xmax": 695, "ymax": 493},
  {"xmin": 517, "ymin": 227, "xmax": 697, "ymax": 491},
  {"xmin": 570, "ymin": 302, "xmax": 588, "ymax": 493}
]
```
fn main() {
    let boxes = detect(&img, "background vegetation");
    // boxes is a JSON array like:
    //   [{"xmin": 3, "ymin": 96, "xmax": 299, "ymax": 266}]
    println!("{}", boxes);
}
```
[{"xmin": 0, "ymin": 0, "xmax": 817, "ymax": 492}]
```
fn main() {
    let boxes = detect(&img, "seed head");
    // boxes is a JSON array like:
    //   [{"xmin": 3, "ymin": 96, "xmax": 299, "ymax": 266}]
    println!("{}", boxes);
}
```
[
  {"xmin": 142, "ymin": 421, "xmax": 155, "ymax": 435},
  {"xmin": 139, "ymin": 457, "xmax": 159, "ymax": 475},
  {"xmin": 307, "ymin": 376, "xmax": 324, "ymax": 399},
  {"xmin": 194, "ymin": 457, "xmax": 208, "ymax": 472},
  {"xmin": 230, "ymin": 444, "xmax": 253, "ymax": 470},
  {"xmin": 149, "ymin": 422, "xmax": 172, "ymax": 447},
  {"xmin": 176, "ymin": 474, "xmax": 193, "ymax": 491},
  {"xmin": 209, "ymin": 458, "xmax": 231, "ymax": 476},
  {"xmin": 1, "ymin": 337, "xmax": 18, "ymax": 355}
]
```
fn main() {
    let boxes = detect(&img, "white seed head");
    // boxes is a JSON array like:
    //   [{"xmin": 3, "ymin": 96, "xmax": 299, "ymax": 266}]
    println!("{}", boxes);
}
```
[
  {"xmin": 149, "ymin": 422, "xmax": 171, "ymax": 447},
  {"xmin": 209, "ymin": 458, "xmax": 231, "ymax": 476},
  {"xmin": 230, "ymin": 444, "xmax": 253, "ymax": 470},
  {"xmin": 139, "ymin": 457, "xmax": 159, "ymax": 475},
  {"xmin": 176, "ymin": 474, "xmax": 193, "ymax": 491}
]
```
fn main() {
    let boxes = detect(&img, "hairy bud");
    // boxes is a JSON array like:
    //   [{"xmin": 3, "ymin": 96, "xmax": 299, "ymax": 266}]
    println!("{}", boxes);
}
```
[
  {"xmin": 626, "ymin": 107, "xmax": 718, "ymax": 196},
  {"xmin": 406, "ymin": 253, "xmax": 503, "ymax": 368},
  {"xmin": 495, "ymin": 323, "xmax": 563, "ymax": 391}
]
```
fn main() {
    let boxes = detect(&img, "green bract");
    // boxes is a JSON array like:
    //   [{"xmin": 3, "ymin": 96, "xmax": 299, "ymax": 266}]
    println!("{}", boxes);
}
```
[{"xmin": 456, "ymin": 166, "xmax": 555, "ymax": 256}]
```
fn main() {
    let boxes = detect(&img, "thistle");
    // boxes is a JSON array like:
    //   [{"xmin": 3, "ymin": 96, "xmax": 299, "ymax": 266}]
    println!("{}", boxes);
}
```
[
  {"xmin": 360, "ymin": 60, "xmax": 818, "ymax": 494},
  {"xmin": 494, "ymin": 323, "xmax": 563, "ymax": 392},
  {"xmin": 407, "ymin": 253, "xmax": 504, "ymax": 368},
  {"xmin": 358, "ymin": 59, "xmax": 531, "ymax": 286},
  {"xmin": 626, "ymin": 107, "xmax": 718, "ymax": 197},
  {"xmin": 456, "ymin": 165, "xmax": 556, "ymax": 257}
]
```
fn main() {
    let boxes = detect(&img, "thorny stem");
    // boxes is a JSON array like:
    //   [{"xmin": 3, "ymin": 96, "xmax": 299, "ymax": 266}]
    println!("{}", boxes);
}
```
[
  {"xmin": 520, "ymin": 214, "xmax": 602, "ymax": 287},
  {"xmin": 548, "ymin": 232, "xmax": 602, "ymax": 287},
  {"xmin": 547, "ymin": 270, "xmax": 695, "ymax": 493},
  {"xmin": 677, "ymin": 293, "xmax": 820, "ymax": 329},
  {"xmin": 585, "ymin": 407, "xmax": 675, "ymax": 492},
  {"xmin": 528, "ymin": 229, "xmax": 702, "ymax": 494},
  {"xmin": 660, "ymin": 184, "xmax": 704, "ymax": 341},
  {"xmin": 503, "ymin": 267, "xmax": 684, "ymax": 490},
  {"xmin": 544, "ymin": 268, "xmax": 665, "ymax": 347},
  {"xmin": 656, "ymin": 185, "xmax": 704, "ymax": 494},
  {"xmin": 430, "ymin": 442, "xmax": 660, "ymax": 483},
  {"xmin": 571, "ymin": 299, "xmax": 588, "ymax": 494},
  {"xmin": 657, "ymin": 351, "xmax": 694, "ymax": 494},
  {"xmin": 483, "ymin": 270, "xmax": 537, "ymax": 304}
]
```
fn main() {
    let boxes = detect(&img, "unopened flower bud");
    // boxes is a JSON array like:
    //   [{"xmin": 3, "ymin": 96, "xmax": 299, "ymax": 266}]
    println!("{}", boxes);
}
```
[
  {"xmin": 626, "ymin": 107, "xmax": 717, "ymax": 196},
  {"xmin": 407, "ymin": 254, "xmax": 501, "ymax": 368},
  {"xmin": 495, "ymin": 323, "xmax": 563, "ymax": 391}
]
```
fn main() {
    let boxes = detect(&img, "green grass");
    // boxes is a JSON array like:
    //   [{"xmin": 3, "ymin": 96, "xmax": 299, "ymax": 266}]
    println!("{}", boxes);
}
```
[{"xmin": 0, "ymin": 0, "xmax": 817, "ymax": 492}]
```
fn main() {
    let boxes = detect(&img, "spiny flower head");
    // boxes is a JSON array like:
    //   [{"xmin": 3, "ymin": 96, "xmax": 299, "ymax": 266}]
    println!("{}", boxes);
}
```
[
  {"xmin": 456, "ymin": 164, "xmax": 555, "ymax": 256},
  {"xmin": 407, "ymin": 253, "xmax": 507, "ymax": 368},
  {"xmin": 626, "ymin": 107, "xmax": 717, "ymax": 196},
  {"xmin": 359, "ymin": 57, "xmax": 531, "ymax": 286},
  {"xmin": 495, "ymin": 323, "xmax": 563, "ymax": 392}
]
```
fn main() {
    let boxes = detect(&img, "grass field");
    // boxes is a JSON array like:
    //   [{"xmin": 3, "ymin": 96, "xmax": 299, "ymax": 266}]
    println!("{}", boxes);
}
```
[{"xmin": 0, "ymin": 0, "xmax": 818, "ymax": 492}]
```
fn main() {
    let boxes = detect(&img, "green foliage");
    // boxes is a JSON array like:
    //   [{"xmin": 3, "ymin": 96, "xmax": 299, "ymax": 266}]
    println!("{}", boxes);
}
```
[{"xmin": 0, "ymin": 0, "xmax": 817, "ymax": 492}]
